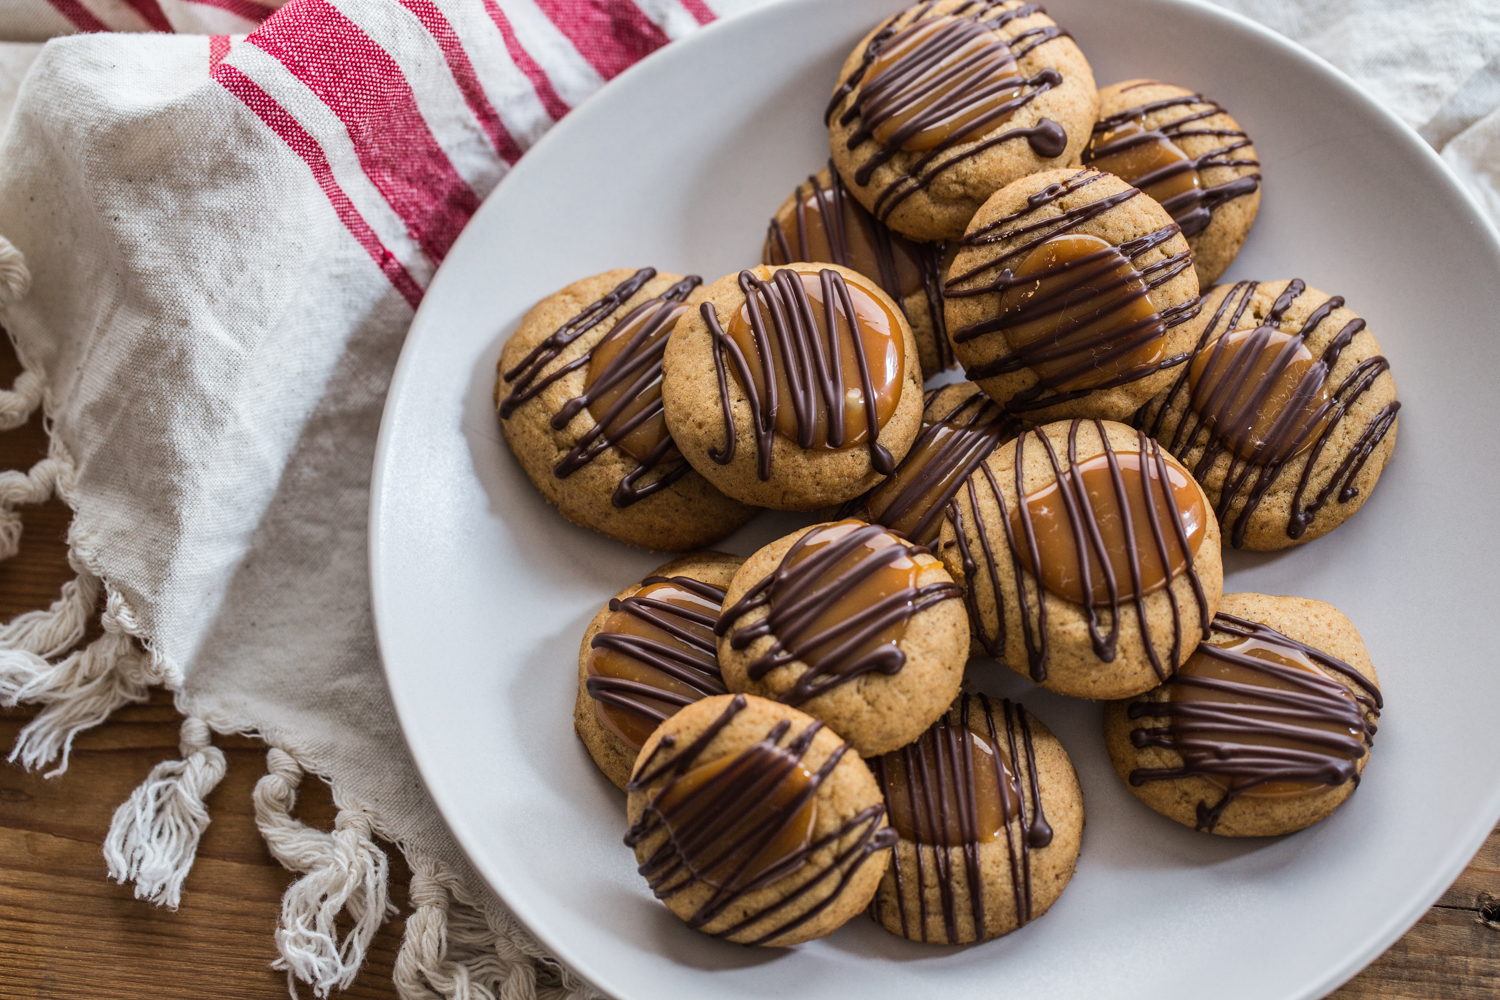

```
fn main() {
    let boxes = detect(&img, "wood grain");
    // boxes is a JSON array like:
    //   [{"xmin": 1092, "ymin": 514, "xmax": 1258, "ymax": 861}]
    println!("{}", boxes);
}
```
[{"xmin": 0, "ymin": 345, "xmax": 1494, "ymax": 999}]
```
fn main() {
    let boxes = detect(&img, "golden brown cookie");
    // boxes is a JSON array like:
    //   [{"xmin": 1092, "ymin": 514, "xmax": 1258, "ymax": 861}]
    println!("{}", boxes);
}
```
[
  {"xmin": 827, "ymin": 0, "xmax": 1097, "ymax": 242},
  {"xmin": 938, "ymin": 418, "xmax": 1224, "ymax": 699},
  {"xmin": 945, "ymin": 167, "xmax": 1202, "ymax": 423},
  {"xmin": 1134, "ymin": 280, "xmax": 1400, "ymax": 550},
  {"xmin": 661, "ymin": 263, "xmax": 924, "ymax": 509},
  {"xmin": 763, "ymin": 164, "xmax": 956, "ymax": 377},
  {"xmin": 871, "ymin": 694, "xmax": 1082, "ymax": 944},
  {"xmin": 574, "ymin": 551, "xmax": 743, "ymax": 790},
  {"xmin": 1103, "ymin": 593, "xmax": 1383, "ymax": 837},
  {"xmin": 625, "ymin": 693, "xmax": 895, "ymax": 945},
  {"xmin": 497, "ymin": 268, "xmax": 757, "ymax": 550},
  {"xmin": 837, "ymin": 381, "xmax": 1025, "ymax": 547},
  {"xmin": 1085, "ymin": 80, "xmax": 1261, "ymax": 287},
  {"xmin": 717, "ymin": 519, "xmax": 967, "ymax": 756}
]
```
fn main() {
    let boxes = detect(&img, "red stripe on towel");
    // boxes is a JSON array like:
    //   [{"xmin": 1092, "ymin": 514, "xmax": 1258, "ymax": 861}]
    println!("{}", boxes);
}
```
[
  {"xmin": 399, "ymin": 0, "xmax": 523, "ymax": 164},
  {"xmin": 483, "ymin": 0, "xmax": 571, "ymax": 122},
  {"xmin": 44, "ymin": 0, "xmax": 109, "ymax": 33},
  {"xmin": 188, "ymin": 0, "xmax": 277, "ymax": 23},
  {"xmin": 213, "ymin": 62, "xmax": 425, "ymax": 309},
  {"xmin": 532, "ymin": 0, "xmax": 671, "ymax": 81},
  {"xmin": 209, "ymin": 34, "xmax": 231, "ymax": 66},
  {"xmin": 249, "ymin": 0, "xmax": 480, "ymax": 265}
]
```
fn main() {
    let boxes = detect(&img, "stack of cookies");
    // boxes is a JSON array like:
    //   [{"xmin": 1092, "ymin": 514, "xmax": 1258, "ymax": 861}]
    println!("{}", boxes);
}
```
[{"xmin": 493, "ymin": 0, "xmax": 1399, "ymax": 951}]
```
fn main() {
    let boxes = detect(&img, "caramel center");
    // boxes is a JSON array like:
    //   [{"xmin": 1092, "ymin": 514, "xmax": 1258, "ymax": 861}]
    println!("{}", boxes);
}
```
[
  {"xmin": 1188, "ymin": 325, "xmax": 1333, "ymax": 465},
  {"xmin": 1012, "ymin": 449, "xmax": 1207, "ymax": 605},
  {"xmin": 862, "ymin": 15, "xmax": 1024, "ymax": 152},
  {"xmin": 653, "ymin": 741, "xmax": 817, "ymax": 889},
  {"xmin": 997, "ymin": 233, "xmax": 1166, "ymax": 393},
  {"xmin": 726, "ymin": 265, "xmax": 905, "ymax": 450},
  {"xmin": 1086, "ymin": 119, "xmax": 1201, "ymax": 207},
  {"xmin": 585, "ymin": 579, "xmax": 725, "ymax": 751},
  {"xmin": 764, "ymin": 177, "xmax": 925, "ymax": 300},
  {"xmin": 882, "ymin": 717, "xmax": 1020, "ymax": 845},
  {"xmin": 583, "ymin": 300, "xmax": 685, "ymax": 464}
]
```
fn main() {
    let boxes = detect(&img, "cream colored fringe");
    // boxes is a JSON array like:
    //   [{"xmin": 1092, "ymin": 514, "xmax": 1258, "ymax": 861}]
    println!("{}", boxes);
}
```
[{"xmin": 0, "ymin": 232, "xmax": 590, "ymax": 999}]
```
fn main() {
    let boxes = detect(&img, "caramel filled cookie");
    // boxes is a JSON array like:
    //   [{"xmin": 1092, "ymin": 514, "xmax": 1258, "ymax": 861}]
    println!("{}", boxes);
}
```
[
  {"xmin": 871, "ymin": 694, "xmax": 1082, "ymax": 944},
  {"xmin": 1104, "ymin": 593, "xmax": 1382, "ymax": 837},
  {"xmin": 827, "ymin": 0, "xmax": 1097, "ymax": 242},
  {"xmin": 939, "ymin": 418, "xmax": 1223, "ymax": 699},
  {"xmin": 662, "ymin": 264, "xmax": 924, "ymax": 509},
  {"xmin": 1086, "ymin": 80, "xmax": 1262, "ymax": 286},
  {"xmin": 497, "ymin": 268, "xmax": 757, "ymax": 550},
  {"xmin": 717, "ymin": 519, "xmax": 967, "ymax": 756},
  {"xmin": 764, "ymin": 164, "xmax": 956, "ymax": 377},
  {"xmin": 625, "ymin": 693, "xmax": 895, "ymax": 945},
  {"xmin": 575, "ymin": 552, "xmax": 743, "ymax": 790},
  {"xmin": 838, "ymin": 381, "xmax": 1025, "ymax": 547},
  {"xmin": 1135, "ymin": 280, "xmax": 1399, "ymax": 550},
  {"xmin": 945, "ymin": 167, "xmax": 1202, "ymax": 422}
]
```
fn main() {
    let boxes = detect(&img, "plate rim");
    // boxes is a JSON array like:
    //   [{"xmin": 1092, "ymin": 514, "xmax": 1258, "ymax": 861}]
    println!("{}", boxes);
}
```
[{"xmin": 370, "ymin": 1, "xmax": 1500, "ymax": 997}]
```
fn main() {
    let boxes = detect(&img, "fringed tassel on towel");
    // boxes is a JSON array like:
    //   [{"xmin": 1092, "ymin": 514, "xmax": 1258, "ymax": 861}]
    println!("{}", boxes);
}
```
[
  {"xmin": 103, "ymin": 716, "xmax": 227, "ymax": 908},
  {"xmin": 255, "ymin": 748, "xmax": 395, "ymax": 997},
  {"xmin": 395, "ymin": 855, "xmax": 602, "ymax": 1000},
  {"xmin": 0, "ymin": 233, "xmax": 31, "ymax": 306}
]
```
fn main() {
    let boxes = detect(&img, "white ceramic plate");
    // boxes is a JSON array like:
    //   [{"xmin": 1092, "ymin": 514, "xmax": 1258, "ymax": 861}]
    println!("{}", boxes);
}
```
[{"xmin": 370, "ymin": 1, "xmax": 1500, "ymax": 997}]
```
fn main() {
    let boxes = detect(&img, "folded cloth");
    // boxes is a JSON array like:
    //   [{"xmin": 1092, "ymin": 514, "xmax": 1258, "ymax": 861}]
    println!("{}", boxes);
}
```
[{"xmin": 0, "ymin": 2, "xmax": 1493, "ymax": 999}]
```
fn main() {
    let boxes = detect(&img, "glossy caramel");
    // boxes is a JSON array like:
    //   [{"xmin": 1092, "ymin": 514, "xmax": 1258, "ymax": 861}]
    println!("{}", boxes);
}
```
[
  {"xmin": 585, "ymin": 580, "xmax": 722, "ymax": 751},
  {"xmin": 861, "ymin": 15, "xmax": 1024, "ymax": 152},
  {"xmin": 781, "ymin": 519, "xmax": 927, "ymax": 671},
  {"xmin": 1168, "ymin": 635, "xmax": 1364, "ymax": 798},
  {"xmin": 653, "ymin": 740, "xmax": 817, "ymax": 888},
  {"xmin": 763, "ymin": 175, "xmax": 925, "ymax": 299},
  {"xmin": 1012, "ymin": 449, "xmax": 1207, "ymax": 606},
  {"xmin": 1188, "ymin": 325, "xmax": 1332, "ymax": 464},
  {"xmin": 881, "ymin": 716, "xmax": 1021, "ymax": 845},
  {"xmin": 727, "ymin": 265, "xmax": 905, "ymax": 450},
  {"xmin": 1086, "ymin": 120, "xmax": 1200, "ymax": 205},
  {"xmin": 997, "ymin": 233, "xmax": 1166, "ymax": 392},
  {"xmin": 583, "ymin": 301, "xmax": 686, "ymax": 464}
]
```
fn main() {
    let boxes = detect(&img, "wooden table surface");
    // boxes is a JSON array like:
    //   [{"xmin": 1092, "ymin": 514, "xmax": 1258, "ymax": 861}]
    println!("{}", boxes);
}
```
[{"xmin": 0, "ymin": 341, "xmax": 1495, "ymax": 999}]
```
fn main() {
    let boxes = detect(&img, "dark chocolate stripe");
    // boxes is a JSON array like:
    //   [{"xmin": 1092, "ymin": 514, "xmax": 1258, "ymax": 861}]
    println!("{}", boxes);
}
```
[
  {"xmin": 1084, "ymin": 92, "xmax": 1260, "ymax": 237},
  {"xmin": 625, "ymin": 695, "xmax": 897, "ymax": 943},
  {"xmin": 871, "ymin": 694, "xmax": 1051, "ymax": 943},
  {"xmin": 716, "ymin": 522, "xmax": 961, "ymax": 705},
  {"xmin": 1136, "ymin": 280, "xmax": 1399, "ymax": 547},
  {"xmin": 1127, "ymin": 612, "xmax": 1381, "ymax": 831},
  {"xmin": 500, "ymin": 270, "xmax": 701, "ymax": 507}
]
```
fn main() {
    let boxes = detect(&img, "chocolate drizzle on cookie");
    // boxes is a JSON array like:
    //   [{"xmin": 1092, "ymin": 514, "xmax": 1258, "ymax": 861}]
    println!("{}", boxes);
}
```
[
  {"xmin": 702, "ymin": 267, "xmax": 903, "ymax": 480},
  {"xmin": 1084, "ymin": 92, "xmax": 1260, "ymax": 238},
  {"xmin": 944, "ymin": 420, "xmax": 1211, "ymax": 679},
  {"xmin": 1137, "ymin": 280, "xmax": 1400, "ymax": 547},
  {"xmin": 872, "ymin": 694, "xmax": 1051, "ymax": 943},
  {"xmin": 1126, "ymin": 612, "xmax": 1382, "ymax": 832},
  {"xmin": 499, "ymin": 269, "xmax": 702, "ymax": 507},
  {"xmin": 946, "ymin": 168, "xmax": 1199, "ymax": 412},
  {"xmin": 765, "ymin": 162, "xmax": 953, "ymax": 369},
  {"xmin": 585, "ymin": 575, "xmax": 730, "ymax": 752},
  {"xmin": 716, "ymin": 520, "xmax": 962, "ymax": 705},
  {"xmin": 625, "ymin": 694, "xmax": 896, "ymax": 944},
  {"xmin": 841, "ymin": 387, "xmax": 1023, "ymax": 545},
  {"xmin": 828, "ymin": 2, "xmax": 1070, "ymax": 224}
]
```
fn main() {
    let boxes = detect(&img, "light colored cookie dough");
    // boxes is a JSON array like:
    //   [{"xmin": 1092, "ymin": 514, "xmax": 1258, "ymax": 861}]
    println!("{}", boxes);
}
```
[
  {"xmin": 1135, "ymin": 279, "xmax": 1399, "ymax": 550},
  {"xmin": 871, "ymin": 694, "xmax": 1083, "ymax": 944},
  {"xmin": 662, "ymin": 263, "xmax": 924, "ymax": 510},
  {"xmin": 945, "ymin": 167, "xmax": 1201, "ymax": 423},
  {"xmin": 575, "ymin": 551, "xmax": 742, "ymax": 790},
  {"xmin": 497, "ymin": 268, "xmax": 757, "ymax": 550},
  {"xmin": 938, "ymin": 418, "xmax": 1223, "ymax": 699},
  {"xmin": 829, "ymin": 0, "xmax": 1098, "ymax": 241},
  {"xmin": 625, "ymin": 693, "xmax": 894, "ymax": 945},
  {"xmin": 718, "ymin": 519, "xmax": 967, "ymax": 756},
  {"xmin": 1104, "ymin": 593, "xmax": 1382, "ymax": 837}
]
